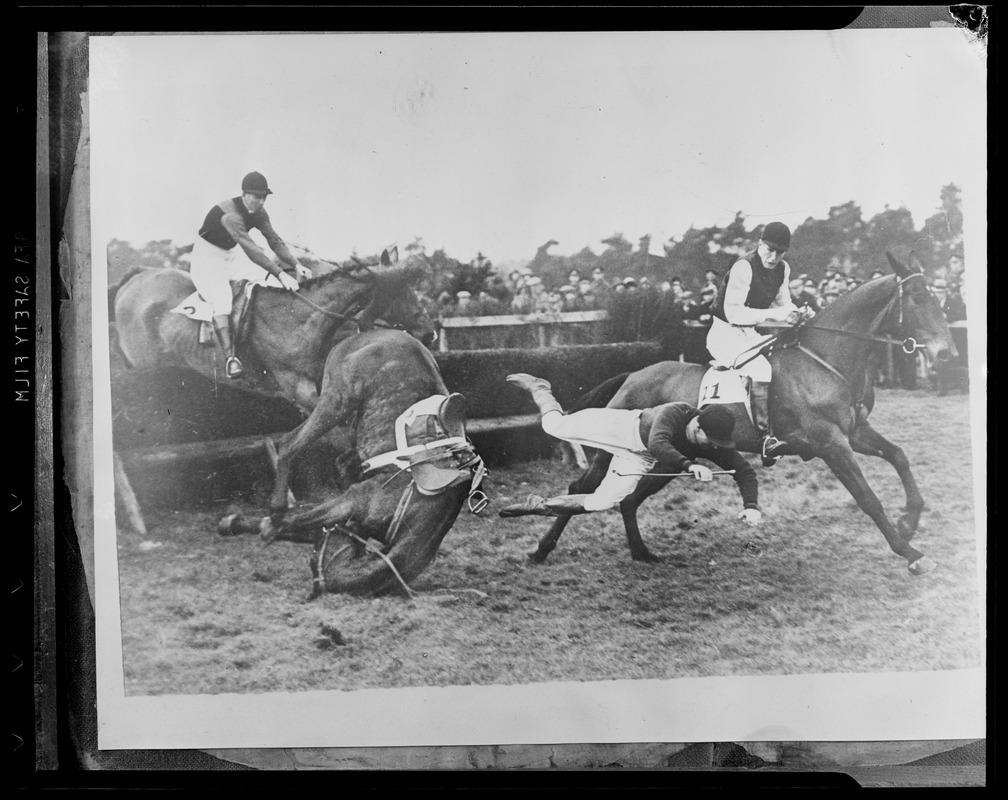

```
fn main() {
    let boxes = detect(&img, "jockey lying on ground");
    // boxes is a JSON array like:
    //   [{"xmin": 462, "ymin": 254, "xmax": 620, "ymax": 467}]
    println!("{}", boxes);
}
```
[{"xmin": 499, "ymin": 373, "xmax": 762, "ymax": 526}]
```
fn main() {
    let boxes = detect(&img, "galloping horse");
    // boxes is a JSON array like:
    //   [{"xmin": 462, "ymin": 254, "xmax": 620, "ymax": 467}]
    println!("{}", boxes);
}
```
[
  {"xmin": 111, "ymin": 247, "xmax": 436, "ymax": 415},
  {"xmin": 530, "ymin": 252, "xmax": 957, "ymax": 575},
  {"xmin": 221, "ymin": 328, "xmax": 487, "ymax": 596}
]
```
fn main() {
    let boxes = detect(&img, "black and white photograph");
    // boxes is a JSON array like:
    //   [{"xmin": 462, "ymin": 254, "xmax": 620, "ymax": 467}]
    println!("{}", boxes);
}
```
[{"xmin": 86, "ymin": 25, "xmax": 985, "ymax": 753}]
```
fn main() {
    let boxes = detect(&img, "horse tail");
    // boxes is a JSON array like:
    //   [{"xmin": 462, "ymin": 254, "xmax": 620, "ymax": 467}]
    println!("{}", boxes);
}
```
[{"xmin": 569, "ymin": 371, "xmax": 631, "ymax": 412}]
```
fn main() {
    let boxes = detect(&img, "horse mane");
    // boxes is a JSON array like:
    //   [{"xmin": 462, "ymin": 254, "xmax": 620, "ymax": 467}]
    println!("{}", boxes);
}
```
[
  {"xmin": 808, "ymin": 274, "xmax": 896, "ymax": 330},
  {"xmin": 295, "ymin": 266, "xmax": 374, "ymax": 291}
]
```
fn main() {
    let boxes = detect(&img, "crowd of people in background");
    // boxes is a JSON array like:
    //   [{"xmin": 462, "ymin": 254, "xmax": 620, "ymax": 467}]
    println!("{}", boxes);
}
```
[{"xmin": 423, "ymin": 252, "xmax": 968, "ymax": 328}]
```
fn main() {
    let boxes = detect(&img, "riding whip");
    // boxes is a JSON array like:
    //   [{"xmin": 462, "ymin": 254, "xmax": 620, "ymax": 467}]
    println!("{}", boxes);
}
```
[{"xmin": 614, "ymin": 469, "xmax": 737, "ymax": 478}]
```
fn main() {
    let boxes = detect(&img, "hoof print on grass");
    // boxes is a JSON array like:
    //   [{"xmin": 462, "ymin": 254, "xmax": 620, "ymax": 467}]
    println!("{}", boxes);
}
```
[{"xmin": 314, "ymin": 624, "xmax": 346, "ymax": 650}]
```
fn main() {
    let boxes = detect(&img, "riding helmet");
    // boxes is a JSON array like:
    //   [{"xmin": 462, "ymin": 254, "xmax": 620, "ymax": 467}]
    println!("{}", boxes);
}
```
[
  {"xmin": 760, "ymin": 221, "xmax": 791, "ymax": 251},
  {"xmin": 241, "ymin": 171, "xmax": 273, "ymax": 196},
  {"xmin": 697, "ymin": 405, "xmax": 735, "ymax": 448}
]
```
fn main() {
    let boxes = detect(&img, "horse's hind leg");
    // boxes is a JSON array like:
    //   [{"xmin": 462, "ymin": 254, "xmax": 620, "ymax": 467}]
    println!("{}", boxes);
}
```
[
  {"xmin": 530, "ymin": 451, "xmax": 610, "ymax": 564},
  {"xmin": 850, "ymin": 420, "xmax": 925, "ymax": 540},
  {"xmin": 818, "ymin": 428, "xmax": 932, "ymax": 575}
]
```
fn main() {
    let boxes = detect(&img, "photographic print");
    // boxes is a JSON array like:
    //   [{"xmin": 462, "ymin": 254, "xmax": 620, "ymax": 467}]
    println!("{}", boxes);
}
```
[{"xmin": 89, "ymin": 27, "xmax": 986, "ymax": 750}]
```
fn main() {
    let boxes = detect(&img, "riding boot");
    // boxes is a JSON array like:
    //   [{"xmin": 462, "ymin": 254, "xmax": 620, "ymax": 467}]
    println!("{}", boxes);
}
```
[
  {"xmin": 498, "ymin": 493, "xmax": 589, "ymax": 518},
  {"xmin": 751, "ymin": 380, "xmax": 783, "ymax": 466},
  {"xmin": 506, "ymin": 373, "xmax": 563, "ymax": 418},
  {"xmin": 212, "ymin": 314, "xmax": 244, "ymax": 379}
]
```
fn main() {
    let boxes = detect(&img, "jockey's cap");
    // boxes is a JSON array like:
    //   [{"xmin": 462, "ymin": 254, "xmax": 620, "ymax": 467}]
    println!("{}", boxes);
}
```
[
  {"xmin": 697, "ymin": 405, "xmax": 735, "ymax": 448},
  {"xmin": 241, "ymin": 171, "xmax": 273, "ymax": 195},
  {"xmin": 760, "ymin": 221, "xmax": 791, "ymax": 251}
]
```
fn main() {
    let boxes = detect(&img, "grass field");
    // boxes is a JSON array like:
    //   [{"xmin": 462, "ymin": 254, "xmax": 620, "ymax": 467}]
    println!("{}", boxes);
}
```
[{"xmin": 114, "ymin": 389, "xmax": 984, "ymax": 696}]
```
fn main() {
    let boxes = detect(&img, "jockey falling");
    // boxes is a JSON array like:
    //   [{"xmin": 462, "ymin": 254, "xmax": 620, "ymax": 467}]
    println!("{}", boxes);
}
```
[
  {"xmin": 706, "ymin": 221, "xmax": 811, "ymax": 466},
  {"xmin": 190, "ymin": 171, "xmax": 309, "ymax": 379},
  {"xmin": 499, "ymin": 373, "xmax": 762, "ymax": 525}
]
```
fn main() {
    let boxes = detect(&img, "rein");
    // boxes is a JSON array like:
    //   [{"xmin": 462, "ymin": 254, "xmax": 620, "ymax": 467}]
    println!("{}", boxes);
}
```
[
  {"xmin": 777, "ymin": 272, "xmax": 930, "ymax": 408},
  {"xmin": 287, "ymin": 279, "xmax": 407, "ymax": 331},
  {"xmin": 798, "ymin": 273, "xmax": 929, "ymax": 354}
]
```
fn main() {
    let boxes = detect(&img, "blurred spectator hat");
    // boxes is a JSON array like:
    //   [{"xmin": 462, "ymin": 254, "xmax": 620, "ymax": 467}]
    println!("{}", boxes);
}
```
[
  {"xmin": 560, "ymin": 284, "xmax": 577, "ymax": 295},
  {"xmin": 456, "ymin": 290, "xmax": 471, "ymax": 299},
  {"xmin": 932, "ymin": 279, "xmax": 948, "ymax": 291},
  {"xmin": 622, "ymin": 276, "xmax": 639, "ymax": 287},
  {"xmin": 525, "ymin": 276, "xmax": 542, "ymax": 286}
]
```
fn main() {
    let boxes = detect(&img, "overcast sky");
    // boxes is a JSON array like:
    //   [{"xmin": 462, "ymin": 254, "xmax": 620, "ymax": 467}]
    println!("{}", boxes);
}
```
[{"xmin": 89, "ymin": 29, "xmax": 986, "ymax": 265}]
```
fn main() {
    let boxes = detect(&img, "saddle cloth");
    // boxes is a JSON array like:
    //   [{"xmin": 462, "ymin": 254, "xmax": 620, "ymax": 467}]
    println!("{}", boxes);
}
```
[
  {"xmin": 697, "ymin": 365, "xmax": 750, "ymax": 409},
  {"xmin": 169, "ymin": 278, "xmax": 269, "ymax": 344}
]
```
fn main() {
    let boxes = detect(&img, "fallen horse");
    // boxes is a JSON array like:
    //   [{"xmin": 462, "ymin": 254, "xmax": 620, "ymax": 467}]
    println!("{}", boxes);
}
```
[{"xmin": 220, "ymin": 328, "xmax": 487, "ymax": 597}]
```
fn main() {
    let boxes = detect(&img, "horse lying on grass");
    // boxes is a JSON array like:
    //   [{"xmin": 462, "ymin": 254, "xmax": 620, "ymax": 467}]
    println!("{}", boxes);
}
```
[
  {"xmin": 220, "ymin": 329, "xmax": 487, "ymax": 597},
  {"xmin": 530, "ymin": 252, "xmax": 957, "ymax": 576}
]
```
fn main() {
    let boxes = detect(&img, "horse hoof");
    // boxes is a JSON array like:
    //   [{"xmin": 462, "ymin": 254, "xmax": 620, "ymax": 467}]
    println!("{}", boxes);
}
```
[
  {"xmin": 632, "ymin": 551, "xmax": 663, "ymax": 564},
  {"xmin": 528, "ymin": 550, "xmax": 548, "ymax": 565},
  {"xmin": 259, "ymin": 517, "xmax": 278, "ymax": 544},
  {"xmin": 217, "ymin": 513, "xmax": 238, "ymax": 536},
  {"xmin": 908, "ymin": 555, "xmax": 936, "ymax": 575}
]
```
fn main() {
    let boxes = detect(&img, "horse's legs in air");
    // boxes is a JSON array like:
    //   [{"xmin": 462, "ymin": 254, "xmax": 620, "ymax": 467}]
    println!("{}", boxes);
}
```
[
  {"xmin": 530, "ymin": 451, "xmax": 611, "ymax": 564},
  {"xmin": 816, "ymin": 426, "xmax": 933, "ymax": 574},
  {"xmin": 849, "ymin": 420, "xmax": 925, "ymax": 540},
  {"xmin": 619, "ymin": 474, "xmax": 674, "ymax": 563}
]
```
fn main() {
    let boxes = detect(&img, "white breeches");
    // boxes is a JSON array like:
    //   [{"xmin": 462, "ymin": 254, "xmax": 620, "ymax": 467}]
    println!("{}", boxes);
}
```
[
  {"xmin": 706, "ymin": 316, "xmax": 773, "ymax": 383},
  {"xmin": 541, "ymin": 408, "xmax": 657, "ymax": 511},
  {"xmin": 190, "ymin": 236, "xmax": 277, "ymax": 314}
]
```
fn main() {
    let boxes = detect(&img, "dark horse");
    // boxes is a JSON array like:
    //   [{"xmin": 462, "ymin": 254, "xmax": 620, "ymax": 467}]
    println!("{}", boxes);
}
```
[
  {"xmin": 111, "ymin": 247, "xmax": 436, "ymax": 415},
  {"xmin": 221, "ymin": 328, "xmax": 487, "ymax": 596},
  {"xmin": 531, "ymin": 252, "xmax": 957, "ymax": 576}
]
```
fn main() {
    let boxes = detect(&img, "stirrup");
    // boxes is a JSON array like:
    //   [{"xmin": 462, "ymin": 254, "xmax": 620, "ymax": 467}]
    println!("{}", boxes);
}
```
[
  {"xmin": 761, "ymin": 435, "xmax": 782, "ymax": 467},
  {"xmin": 225, "ymin": 355, "xmax": 245, "ymax": 379}
]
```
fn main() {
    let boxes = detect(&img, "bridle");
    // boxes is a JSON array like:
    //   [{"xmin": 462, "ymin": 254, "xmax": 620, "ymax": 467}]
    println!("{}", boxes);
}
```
[
  {"xmin": 285, "ymin": 269, "xmax": 424, "ymax": 334},
  {"xmin": 766, "ymin": 273, "xmax": 931, "ymax": 407},
  {"xmin": 795, "ymin": 273, "xmax": 930, "ymax": 356}
]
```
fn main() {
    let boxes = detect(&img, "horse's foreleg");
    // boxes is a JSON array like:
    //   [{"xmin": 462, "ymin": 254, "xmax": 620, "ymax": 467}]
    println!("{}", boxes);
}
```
[
  {"xmin": 530, "ymin": 514, "xmax": 575, "ymax": 564},
  {"xmin": 619, "ymin": 475, "xmax": 673, "ymax": 563},
  {"xmin": 818, "ymin": 431, "xmax": 932, "ymax": 575},
  {"xmin": 850, "ymin": 421, "xmax": 925, "ymax": 540},
  {"xmin": 530, "ymin": 451, "xmax": 610, "ymax": 564},
  {"xmin": 269, "ymin": 402, "xmax": 345, "ymax": 516}
]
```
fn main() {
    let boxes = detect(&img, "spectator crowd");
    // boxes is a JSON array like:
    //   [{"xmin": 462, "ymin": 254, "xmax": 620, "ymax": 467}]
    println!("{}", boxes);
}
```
[{"xmin": 422, "ymin": 254, "xmax": 967, "ymax": 328}]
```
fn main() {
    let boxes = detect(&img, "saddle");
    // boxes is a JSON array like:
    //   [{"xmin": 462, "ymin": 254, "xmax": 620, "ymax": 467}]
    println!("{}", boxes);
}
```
[{"xmin": 361, "ymin": 393, "xmax": 487, "ymax": 501}]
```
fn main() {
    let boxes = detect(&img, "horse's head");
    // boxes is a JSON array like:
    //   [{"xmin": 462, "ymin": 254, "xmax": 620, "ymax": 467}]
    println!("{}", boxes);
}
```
[
  {"xmin": 359, "ymin": 250, "xmax": 437, "ymax": 347},
  {"xmin": 885, "ymin": 251, "xmax": 959, "ymax": 366}
]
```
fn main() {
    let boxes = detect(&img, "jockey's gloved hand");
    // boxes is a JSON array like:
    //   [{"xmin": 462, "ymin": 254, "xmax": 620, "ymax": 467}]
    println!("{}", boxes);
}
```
[
  {"xmin": 738, "ymin": 508, "xmax": 762, "ymax": 526},
  {"xmin": 278, "ymin": 272, "xmax": 300, "ymax": 292},
  {"xmin": 686, "ymin": 463, "xmax": 713, "ymax": 482}
]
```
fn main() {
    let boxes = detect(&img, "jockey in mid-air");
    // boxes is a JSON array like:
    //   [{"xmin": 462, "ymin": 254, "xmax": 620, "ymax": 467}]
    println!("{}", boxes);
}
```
[
  {"xmin": 706, "ymin": 221, "xmax": 813, "ymax": 465},
  {"xmin": 498, "ymin": 373, "xmax": 762, "ymax": 526},
  {"xmin": 190, "ymin": 171, "xmax": 310, "ymax": 379}
]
